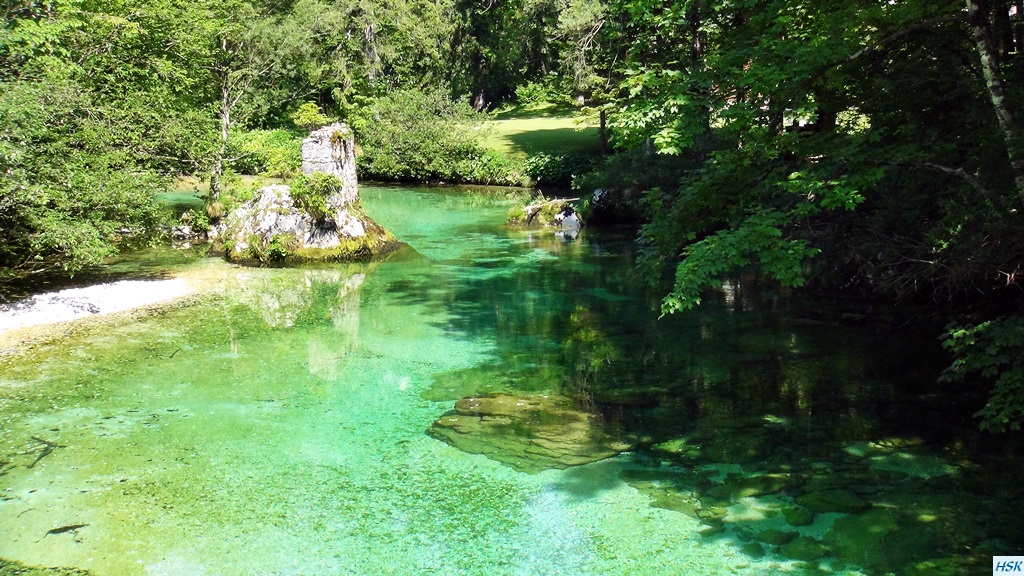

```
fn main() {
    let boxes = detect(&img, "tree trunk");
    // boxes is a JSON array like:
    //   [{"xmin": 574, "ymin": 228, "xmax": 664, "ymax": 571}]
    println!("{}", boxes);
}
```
[
  {"xmin": 967, "ymin": 0, "xmax": 1024, "ymax": 202},
  {"xmin": 993, "ymin": 0, "xmax": 1014, "ymax": 59},
  {"xmin": 209, "ymin": 83, "xmax": 231, "ymax": 204},
  {"xmin": 208, "ymin": 34, "xmax": 234, "ymax": 208},
  {"xmin": 599, "ymin": 109, "xmax": 608, "ymax": 156},
  {"xmin": 1014, "ymin": 0, "xmax": 1023, "ymax": 52},
  {"xmin": 686, "ymin": 0, "xmax": 712, "ymax": 161}
]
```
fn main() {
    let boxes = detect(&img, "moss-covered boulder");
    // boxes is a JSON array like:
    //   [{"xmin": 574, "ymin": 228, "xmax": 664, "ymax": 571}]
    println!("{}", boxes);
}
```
[
  {"xmin": 428, "ymin": 393, "xmax": 630, "ymax": 473},
  {"xmin": 212, "ymin": 124, "xmax": 402, "ymax": 264},
  {"xmin": 213, "ymin": 185, "xmax": 401, "ymax": 264}
]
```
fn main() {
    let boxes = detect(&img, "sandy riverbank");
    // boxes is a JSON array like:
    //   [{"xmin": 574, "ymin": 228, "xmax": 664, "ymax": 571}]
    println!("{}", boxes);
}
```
[
  {"xmin": 0, "ymin": 263, "xmax": 246, "ymax": 361},
  {"xmin": 0, "ymin": 278, "xmax": 193, "ymax": 332}
]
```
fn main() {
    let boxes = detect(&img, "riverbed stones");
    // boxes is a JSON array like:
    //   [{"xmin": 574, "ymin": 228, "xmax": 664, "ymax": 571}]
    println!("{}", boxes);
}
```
[
  {"xmin": 644, "ymin": 488, "xmax": 700, "ymax": 518},
  {"xmin": 650, "ymin": 436, "xmax": 702, "ymax": 461},
  {"xmin": 428, "ymin": 393, "xmax": 630, "ymax": 473}
]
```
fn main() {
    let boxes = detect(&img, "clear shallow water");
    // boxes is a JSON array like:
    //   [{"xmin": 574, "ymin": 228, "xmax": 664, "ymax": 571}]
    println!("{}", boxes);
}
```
[{"xmin": 1, "ymin": 186, "xmax": 1022, "ymax": 575}]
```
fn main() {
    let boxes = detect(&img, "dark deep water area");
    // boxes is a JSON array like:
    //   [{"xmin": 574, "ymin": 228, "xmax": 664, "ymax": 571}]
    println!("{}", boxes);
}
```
[{"xmin": 1, "ymin": 185, "xmax": 1021, "ymax": 575}]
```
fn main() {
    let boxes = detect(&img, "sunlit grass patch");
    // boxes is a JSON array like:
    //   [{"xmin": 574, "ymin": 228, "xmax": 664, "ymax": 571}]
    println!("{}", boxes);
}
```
[{"xmin": 484, "ymin": 103, "xmax": 601, "ymax": 158}]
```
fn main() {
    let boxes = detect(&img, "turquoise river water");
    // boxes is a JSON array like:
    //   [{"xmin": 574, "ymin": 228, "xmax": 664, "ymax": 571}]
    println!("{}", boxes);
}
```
[{"xmin": 1, "ymin": 186, "xmax": 1022, "ymax": 575}]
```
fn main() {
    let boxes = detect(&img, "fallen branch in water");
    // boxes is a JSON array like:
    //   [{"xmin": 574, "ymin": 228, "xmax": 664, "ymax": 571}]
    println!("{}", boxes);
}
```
[
  {"xmin": 45, "ymin": 523, "xmax": 89, "ymax": 536},
  {"xmin": 40, "ymin": 523, "xmax": 89, "ymax": 543},
  {"xmin": 25, "ymin": 436, "xmax": 66, "ymax": 469}
]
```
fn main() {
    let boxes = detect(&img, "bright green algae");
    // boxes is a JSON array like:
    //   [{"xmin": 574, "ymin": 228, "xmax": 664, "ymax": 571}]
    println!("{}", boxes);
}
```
[{"xmin": 1, "ymin": 185, "xmax": 1022, "ymax": 575}]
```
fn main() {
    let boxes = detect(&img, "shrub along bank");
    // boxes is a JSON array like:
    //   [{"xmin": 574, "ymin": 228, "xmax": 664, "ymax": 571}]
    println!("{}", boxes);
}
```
[{"xmin": 221, "ymin": 96, "xmax": 605, "ymax": 192}]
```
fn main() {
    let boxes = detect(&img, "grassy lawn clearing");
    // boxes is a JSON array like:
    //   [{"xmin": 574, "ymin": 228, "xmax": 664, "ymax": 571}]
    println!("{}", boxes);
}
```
[{"xmin": 484, "ymin": 103, "xmax": 601, "ymax": 158}]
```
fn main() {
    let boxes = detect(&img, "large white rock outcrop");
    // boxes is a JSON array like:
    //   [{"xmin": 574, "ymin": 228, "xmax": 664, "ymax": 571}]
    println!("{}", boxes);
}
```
[
  {"xmin": 213, "ymin": 123, "xmax": 400, "ymax": 263},
  {"xmin": 301, "ymin": 123, "xmax": 358, "ymax": 203}
]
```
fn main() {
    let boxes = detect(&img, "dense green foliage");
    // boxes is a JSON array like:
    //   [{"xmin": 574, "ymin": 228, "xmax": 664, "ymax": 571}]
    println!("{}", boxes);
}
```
[
  {"xmin": 3, "ymin": 0, "xmax": 1024, "ymax": 430},
  {"xmin": 0, "ymin": 3, "xmax": 187, "ymax": 276},
  {"xmin": 351, "ymin": 89, "xmax": 522, "ymax": 185},
  {"xmin": 228, "ymin": 129, "xmax": 303, "ymax": 179},
  {"xmin": 522, "ymin": 152, "xmax": 596, "ymax": 188},
  {"xmin": 942, "ymin": 317, "xmax": 1024, "ymax": 432},
  {"xmin": 596, "ymin": 0, "xmax": 1024, "ymax": 429}
]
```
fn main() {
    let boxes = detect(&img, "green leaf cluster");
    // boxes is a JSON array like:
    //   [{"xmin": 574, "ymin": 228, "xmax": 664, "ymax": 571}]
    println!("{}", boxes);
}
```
[
  {"xmin": 289, "ymin": 173, "xmax": 342, "ymax": 222},
  {"xmin": 0, "ymin": 72, "xmax": 169, "ymax": 275},
  {"xmin": 606, "ymin": 0, "xmax": 1023, "ymax": 314},
  {"xmin": 290, "ymin": 102, "xmax": 330, "ymax": 132},
  {"xmin": 228, "ymin": 130, "xmax": 303, "ymax": 179},
  {"xmin": 523, "ymin": 153, "xmax": 597, "ymax": 188},
  {"xmin": 942, "ymin": 317, "xmax": 1024, "ymax": 432}
]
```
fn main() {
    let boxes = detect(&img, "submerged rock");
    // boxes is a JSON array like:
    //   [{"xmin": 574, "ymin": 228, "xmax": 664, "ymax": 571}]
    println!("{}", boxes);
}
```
[
  {"xmin": 795, "ymin": 488, "xmax": 870, "ymax": 513},
  {"xmin": 825, "ymin": 506, "xmax": 942, "ymax": 574},
  {"xmin": 704, "ymin": 473, "xmax": 793, "ymax": 501},
  {"xmin": 428, "ymin": 393, "xmax": 630, "ymax": 473},
  {"xmin": 778, "ymin": 536, "xmax": 827, "ymax": 561},
  {"xmin": 782, "ymin": 505, "xmax": 816, "ymax": 527},
  {"xmin": 212, "ymin": 123, "xmax": 401, "ymax": 264},
  {"xmin": 739, "ymin": 542, "xmax": 766, "ymax": 559},
  {"xmin": 754, "ymin": 528, "xmax": 797, "ymax": 546}
]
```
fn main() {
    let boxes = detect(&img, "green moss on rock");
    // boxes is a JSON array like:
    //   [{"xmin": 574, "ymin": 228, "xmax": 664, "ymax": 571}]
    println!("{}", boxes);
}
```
[{"xmin": 740, "ymin": 542, "xmax": 766, "ymax": 559}]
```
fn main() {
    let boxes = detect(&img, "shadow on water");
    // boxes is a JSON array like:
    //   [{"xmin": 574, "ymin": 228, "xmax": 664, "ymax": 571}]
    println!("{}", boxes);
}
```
[
  {"xmin": 552, "ymin": 458, "xmax": 629, "ymax": 500},
  {"xmin": 385, "ymin": 217, "xmax": 1024, "ymax": 574}
]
